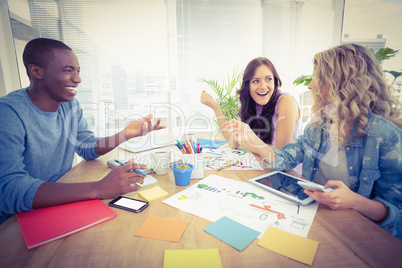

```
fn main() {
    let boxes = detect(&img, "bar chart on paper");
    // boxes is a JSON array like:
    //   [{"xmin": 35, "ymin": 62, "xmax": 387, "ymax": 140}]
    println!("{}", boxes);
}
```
[{"xmin": 163, "ymin": 175, "xmax": 319, "ymax": 239}]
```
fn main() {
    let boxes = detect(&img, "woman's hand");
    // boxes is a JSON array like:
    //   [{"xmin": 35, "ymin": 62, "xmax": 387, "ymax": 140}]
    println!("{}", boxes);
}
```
[
  {"xmin": 304, "ymin": 180, "xmax": 359, "ymax": 210},
  {"xmin": 224, "ymin": 120, "xmax": 264, "ymax": 150},
  {"xmin": 124, "ymin": 114, "xmax": 166, "ymax": 140},
  {"xmin": 200, "ymin": 90, "xmax": 219, "ymax": 111},
  {"xmin": 224, "ymin": 119, "xmax": 274, "ymax": 162},
  {"xmin": 304, "ymin": 180, "xmax": 388, "ymax": 222},
  {"xmin": 221, "ymin": 120, "xmax": 240, "ymax": 148}
]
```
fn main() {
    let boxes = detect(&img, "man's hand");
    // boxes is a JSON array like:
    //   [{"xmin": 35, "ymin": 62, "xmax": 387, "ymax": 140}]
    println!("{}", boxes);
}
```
[
  {"xmin": 124, "ymin": 114, "xmax": 166, "ymax": 140},
  {"xmin": 95, "ymin": 159, "xmax": 148, "ymax": 199}
]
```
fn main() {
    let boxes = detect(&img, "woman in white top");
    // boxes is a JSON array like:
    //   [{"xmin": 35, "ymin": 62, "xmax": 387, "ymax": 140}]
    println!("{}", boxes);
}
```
[{"xmin": 201, "ymin": 57, "xmax": 302, "ymax": 172}]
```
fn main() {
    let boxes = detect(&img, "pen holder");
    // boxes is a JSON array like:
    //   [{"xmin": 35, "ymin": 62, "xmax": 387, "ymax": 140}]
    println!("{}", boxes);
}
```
[
  {"xmin": 181, "ymin": 153, "xmax": 204, "ymax": 179},
  {"xmin": 172, "ymin": 163, "xmax": 193, "ymax": 186}
]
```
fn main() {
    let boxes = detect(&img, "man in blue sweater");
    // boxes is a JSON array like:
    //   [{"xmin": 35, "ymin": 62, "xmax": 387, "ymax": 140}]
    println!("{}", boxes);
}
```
[{"xmin": 0, "ymin": 38, "xmax": 165, "ymax": 224}]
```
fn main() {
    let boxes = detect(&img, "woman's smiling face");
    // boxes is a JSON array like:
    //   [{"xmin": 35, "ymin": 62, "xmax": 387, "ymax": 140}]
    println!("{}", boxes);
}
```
[{"xmin": 249, "ymin": 64, "xmax": 275, "ymax": 106}]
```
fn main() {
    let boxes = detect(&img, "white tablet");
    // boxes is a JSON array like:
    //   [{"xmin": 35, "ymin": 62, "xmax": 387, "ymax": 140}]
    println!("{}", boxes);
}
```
[{"xmin": 248, "ymin": 171, "xmax": 316, "ymax": 206}]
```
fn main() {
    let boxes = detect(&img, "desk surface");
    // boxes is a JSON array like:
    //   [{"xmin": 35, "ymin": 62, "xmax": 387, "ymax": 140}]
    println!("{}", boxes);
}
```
[{"xmin": 1, "ymin": 137, "xmax": 401, "ymax": 268}]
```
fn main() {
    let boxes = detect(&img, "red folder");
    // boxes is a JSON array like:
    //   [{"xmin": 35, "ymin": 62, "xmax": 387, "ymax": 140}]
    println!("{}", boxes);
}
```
[{"xmin": 16, "ymin": 199, "xmax": 117, "ymax": 250}]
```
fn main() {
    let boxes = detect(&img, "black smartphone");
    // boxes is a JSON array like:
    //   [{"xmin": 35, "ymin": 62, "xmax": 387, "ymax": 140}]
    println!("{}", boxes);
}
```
[{"xmin": 108, "ymin": 196, "xmax": 149, "ymax": 213}]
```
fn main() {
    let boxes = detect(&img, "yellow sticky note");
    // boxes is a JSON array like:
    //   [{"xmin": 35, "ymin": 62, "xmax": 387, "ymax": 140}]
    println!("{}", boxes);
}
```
[
  {"xmin": 257, "ymin": 227, "xmax": 319, "ymax": 266},
  {"xmin": 164, "ymin": 248, "xmax": 222, "ymax": 268},
  {"xmin": 139, "ymin": 186, "xmax": 168, "ymax": 201}
]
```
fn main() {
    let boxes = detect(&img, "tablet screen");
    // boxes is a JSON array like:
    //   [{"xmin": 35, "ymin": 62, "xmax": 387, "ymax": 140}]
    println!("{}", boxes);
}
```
[{"xmin": 254, "ymin": 172, "xmax": 310, "ymax": 201}]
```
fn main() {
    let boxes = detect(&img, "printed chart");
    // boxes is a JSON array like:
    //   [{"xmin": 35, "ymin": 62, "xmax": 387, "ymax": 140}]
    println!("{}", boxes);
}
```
[
  {"xmin": 163, "ymin": 175, "xmax": 319, "ymax": 238},
  {"xmin": 123, "ymin": 147, "xmax": 263, "ymax": 171},
  {"xmin": 202, "ymin": 147, "xmax": 263, "ymax": 171}
]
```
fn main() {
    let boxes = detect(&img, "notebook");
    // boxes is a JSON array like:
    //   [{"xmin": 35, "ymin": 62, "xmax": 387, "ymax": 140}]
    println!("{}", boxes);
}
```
[{"xmin": 16, "ymin": 199, "xmax": 117, "ymax": 250}]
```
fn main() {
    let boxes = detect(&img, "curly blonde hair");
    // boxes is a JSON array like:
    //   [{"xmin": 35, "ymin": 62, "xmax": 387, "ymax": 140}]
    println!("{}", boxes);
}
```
[{"xmin": 310, "ymin": 43, "xmax": 402, "ymax": 147}]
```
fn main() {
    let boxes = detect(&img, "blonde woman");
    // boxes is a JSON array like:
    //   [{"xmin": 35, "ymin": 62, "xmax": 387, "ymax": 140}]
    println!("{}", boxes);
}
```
[{"xmin": 227, "ymin": 44, "xmax": 402, "ymax": 239}]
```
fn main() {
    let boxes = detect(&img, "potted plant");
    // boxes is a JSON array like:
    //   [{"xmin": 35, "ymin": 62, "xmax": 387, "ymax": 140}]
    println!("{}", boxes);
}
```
[
  {"xmin": 173, "ymin": 163, "xmax": 192, "ymax": 170},
  {"xmin": 172, "ymin": 163, "xmax": 194, "ymax": 186}
]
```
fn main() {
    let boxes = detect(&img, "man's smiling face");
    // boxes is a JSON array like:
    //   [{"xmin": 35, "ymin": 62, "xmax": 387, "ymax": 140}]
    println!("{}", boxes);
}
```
[{"xmin": 42, "ymin": 48, "xmax": 82, "ymax": 103}]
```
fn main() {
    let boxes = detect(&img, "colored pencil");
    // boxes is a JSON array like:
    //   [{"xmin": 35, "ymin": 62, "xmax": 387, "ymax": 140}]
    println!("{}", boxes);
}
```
[
  {"xmin": 181, "ymin": 143, "xmax": 188, "ymax": 154},
  {"xmin": 185, "ymin": 140, "xmax": 193, "ymax": 154},
  {"xmin": 217, "ymin": 161, "xmax": 239, "ymax": 171}
]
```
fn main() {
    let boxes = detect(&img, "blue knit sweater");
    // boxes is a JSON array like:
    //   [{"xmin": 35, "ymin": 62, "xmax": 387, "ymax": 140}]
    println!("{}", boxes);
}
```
[{"xmin": 0, "ymin": 89, "xmax": 101, "ymax": 224}]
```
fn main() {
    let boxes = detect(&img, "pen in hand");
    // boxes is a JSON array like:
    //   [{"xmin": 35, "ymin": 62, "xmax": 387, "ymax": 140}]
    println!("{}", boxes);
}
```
[{"xmin": 114, "ymin": 159, "xmax": 147, "ymax": 177}]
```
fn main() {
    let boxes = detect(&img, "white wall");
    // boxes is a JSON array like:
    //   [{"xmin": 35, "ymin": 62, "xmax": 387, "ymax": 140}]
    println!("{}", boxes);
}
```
[
  {"xmin": 0, "ymin": 0, "xmax": 21, "ymax": 97},
  {"xmin": 8, "ymin": 0, "xmax": 31, "ymax": 26}
]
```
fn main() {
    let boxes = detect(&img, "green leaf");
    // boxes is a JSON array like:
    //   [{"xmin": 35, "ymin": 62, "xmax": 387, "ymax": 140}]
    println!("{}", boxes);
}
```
[
  {"xmin": 385, "ymin": 70, "xmax": 402, "ymax": 84},
  {"xmin": 385, "ymin": 70, "xmax": 402, "ymax": 79},
  {"xmin": 293, "ymin": 75, "xmax": 312, "ymax": 86},
  {"xmin": 372, "ymin": 47, "xmax": 399, "ymax": 64}
]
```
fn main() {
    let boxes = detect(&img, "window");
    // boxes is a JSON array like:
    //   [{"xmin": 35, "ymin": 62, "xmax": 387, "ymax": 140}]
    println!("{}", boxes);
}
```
[
  {"xmin": 342, "ymin": 0, "xmax": 402, "ymax": 103},
  {"xmin": 15, "ymin": 0, "xmax": 340, "ymax": 134}
]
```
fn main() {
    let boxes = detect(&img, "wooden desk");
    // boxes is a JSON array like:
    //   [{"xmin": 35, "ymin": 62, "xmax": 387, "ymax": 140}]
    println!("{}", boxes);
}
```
[{"xmin": 1, "ymin": 145, "xmax": 401, "ymax": 268}]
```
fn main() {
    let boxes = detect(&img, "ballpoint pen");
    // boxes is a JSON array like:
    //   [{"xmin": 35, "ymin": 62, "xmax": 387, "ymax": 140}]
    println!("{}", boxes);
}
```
[{"xmin": 114, "ymin": 159, "xmax": 147, "ymax": 177}]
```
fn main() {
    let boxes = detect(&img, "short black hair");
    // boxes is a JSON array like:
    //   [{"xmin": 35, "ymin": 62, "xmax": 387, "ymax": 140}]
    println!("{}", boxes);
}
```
[{"xmin": 23, "ymin": 38, "xmax": 72, "ymax": 78}]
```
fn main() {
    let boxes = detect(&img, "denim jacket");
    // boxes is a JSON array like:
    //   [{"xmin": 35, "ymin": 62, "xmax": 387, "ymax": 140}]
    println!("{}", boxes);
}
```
[{"xmin": 264, "ymin": 112, "xmax": 402, "ymax": 239}]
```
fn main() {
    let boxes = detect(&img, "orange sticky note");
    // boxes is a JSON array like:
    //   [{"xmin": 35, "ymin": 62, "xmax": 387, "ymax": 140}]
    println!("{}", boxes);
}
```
[
  {"xmin": 134, "ymin": 216, "xmax": 189, "ymax": 242},
  {"xmin": 139, "ymin": 186, "xmax": 169, "ymax": 201},
  {"xmin": 257, "ymin": 227, "xmax": 319, "ymax": 265}
]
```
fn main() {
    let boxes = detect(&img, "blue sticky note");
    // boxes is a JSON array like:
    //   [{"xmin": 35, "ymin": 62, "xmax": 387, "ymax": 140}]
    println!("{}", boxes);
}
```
[
  {"xmin": 196, "ymin": 139, "xmax": 227, "ymax": 149},
  {"xmin": 204, "ymin": 216, "xmax": 260, "ymax": 251},
  {"xmin": 136, "ymin": 175, "xmax": 158, "ymax": 187}
]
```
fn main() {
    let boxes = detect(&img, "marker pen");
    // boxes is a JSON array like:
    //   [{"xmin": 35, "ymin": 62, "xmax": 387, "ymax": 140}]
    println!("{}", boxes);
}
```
[{"xmin": 114, "ymin": 159, "xmax": 147, "ymax": 177}]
